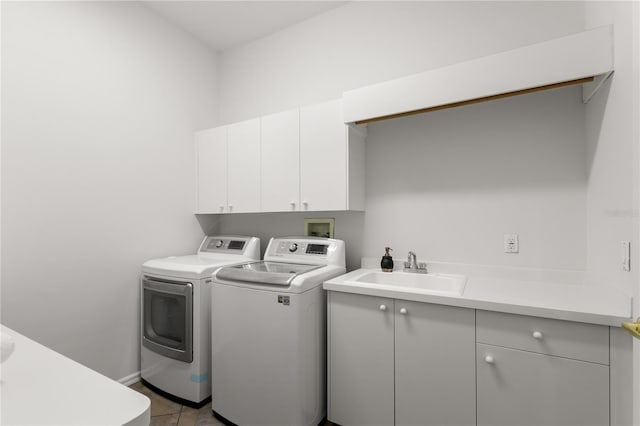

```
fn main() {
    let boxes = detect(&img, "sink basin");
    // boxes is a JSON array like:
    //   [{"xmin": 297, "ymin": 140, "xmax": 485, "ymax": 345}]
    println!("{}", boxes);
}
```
[{"xmin": 350, "ymin": 271, "xmax": 467, "ymax": 296}]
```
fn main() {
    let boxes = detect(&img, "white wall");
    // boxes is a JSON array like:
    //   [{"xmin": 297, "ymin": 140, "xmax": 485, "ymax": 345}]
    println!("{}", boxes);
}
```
[
  {"xmin": 584, "ymin": 2, "xmax": 637, "ymax": 295},
  {"xmin": 363, "ymin": 86, "xmax": 586, "ymax": 269},
  {"xmin": 197, "ymin": 211, "xmax": 364, "ymax": 272},
  {"xmin": 1, "ymin": 1, "xmax": 218, "ymax": 380},
  {"xmin": 581, "ymin": 4, "xmax": 638, "ymax": 420},
  {"xmin": 634, "ymin": 2, "xmax": 640, "ymax": 424},
  {"xmin": 217, "ymin": 1, "xmax": 587, "ymax": 271},
  {"xmin": 634, "ymin": 3, "xmax": 640, "ymax": 425},
  {"xmin": 219, "ymin": 1, "xmax": 585, "ymax": 124},
  {"xmin": 581, "ymin": 2, "xmax": 640, "ymax": 425}
]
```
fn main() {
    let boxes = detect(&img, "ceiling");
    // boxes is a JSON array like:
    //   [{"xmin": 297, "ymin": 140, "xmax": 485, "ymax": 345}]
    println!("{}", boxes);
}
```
[{"xmin": 143, "ymin": 1, "xmax": 347, "ymax": 52}]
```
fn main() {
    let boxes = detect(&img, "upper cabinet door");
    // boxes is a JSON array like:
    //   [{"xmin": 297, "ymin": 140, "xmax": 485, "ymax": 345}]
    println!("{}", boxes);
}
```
[
  {"xmin": 227, "ymin": 118, "xmax": 261, "ymax": 213},
  {"xmin": 195, "ymin": 127, "xmax": 227, "ymax": 213},
  {"xmin": 261, "ymin": 109, "xmax": 300, "ymax": 212},
  {"xmin": 300, "ymin": 99, "xmax": 347, "ymax": 211}
]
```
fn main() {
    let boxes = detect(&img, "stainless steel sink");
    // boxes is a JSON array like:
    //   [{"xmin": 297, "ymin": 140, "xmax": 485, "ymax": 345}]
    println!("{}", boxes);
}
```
[{"xmin": 350, "ymin": 271, "xmax": 467, "ymax": 296}]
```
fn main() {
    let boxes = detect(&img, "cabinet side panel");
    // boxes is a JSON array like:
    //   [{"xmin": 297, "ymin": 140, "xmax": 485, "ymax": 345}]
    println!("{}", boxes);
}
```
[
  {"xmin": 347, "ymin": 125, "xmax": 366, "ymax": 211},
  {"xmin": 610, "ymin": 327, "xmax": 633, "ymax": 426},
  {"xmin": 328, "ymin": 291, "xmax": 394, "ymax": 426}
]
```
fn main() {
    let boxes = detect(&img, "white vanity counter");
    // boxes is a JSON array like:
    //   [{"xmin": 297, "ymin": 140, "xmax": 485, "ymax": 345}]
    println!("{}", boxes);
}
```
[
  {"xmin": 323, "ymin": 262, "xmax": 632, "ymax": 327},
  {"xmin": 0, "ymin": 324, "xmax": 150, "ymax": 426}
]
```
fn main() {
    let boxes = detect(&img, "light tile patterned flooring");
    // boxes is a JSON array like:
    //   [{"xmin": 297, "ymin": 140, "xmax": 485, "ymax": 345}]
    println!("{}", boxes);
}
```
[{"xmin": 129, "ymin": 381, "xmax": 224, "ymax": 426}]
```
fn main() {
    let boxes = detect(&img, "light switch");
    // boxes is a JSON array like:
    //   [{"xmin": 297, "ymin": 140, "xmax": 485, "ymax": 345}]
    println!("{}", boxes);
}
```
[
  {"xmin": 621, "ymin": 241, "xmax": 630, "ymax": 271},
  {"xmin": 504, "ymin": 234, "xmax": 519, "ymax": 253}
]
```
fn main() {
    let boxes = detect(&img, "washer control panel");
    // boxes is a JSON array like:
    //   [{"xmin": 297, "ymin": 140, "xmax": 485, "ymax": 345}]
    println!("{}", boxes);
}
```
[
  {"xmin": 276, "ymin": 240, "xmax": 328, "ymax": 256},
  {"xmin": 265, "ymin": 237, "xmax": 345, "ymax": 267}
]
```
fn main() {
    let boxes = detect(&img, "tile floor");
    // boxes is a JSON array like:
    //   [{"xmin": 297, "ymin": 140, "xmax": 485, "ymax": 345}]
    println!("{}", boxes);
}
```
[{"xmin": 129, "ymin": 381, "xmax": 224, "ymax": 426}]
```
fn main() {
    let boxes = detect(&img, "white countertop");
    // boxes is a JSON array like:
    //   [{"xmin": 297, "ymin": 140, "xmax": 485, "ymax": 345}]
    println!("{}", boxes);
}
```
[
  {"xmin": 323, "ymin": 262, "xmax": 633, "ymax": 327},
  {"xmin": 1, "ymin": 325, "xmax": 150, "ymax": 426}
]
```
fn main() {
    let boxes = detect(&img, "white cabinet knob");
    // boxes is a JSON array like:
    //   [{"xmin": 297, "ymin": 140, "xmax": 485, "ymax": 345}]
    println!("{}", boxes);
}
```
[
  {"xmin": 379, "ymin": 304, "xmax": 387, "ymax": 311},
  {"xmin": 228, "ymin": 204, "xmax": 233, "ymax": 212},
  {"xmin": 532, "ymin": 331, "xmax": 543, "ymax": 340},
  {"xmin": 485, "ymin": 355, "xmax": 494, "ymax": 364},
  {"xmin": 219, "ymin": 205, "xmax": 225, "ymax": 212},
  {"xmin": 399, "ymin": 308, "xmax": 408, "ymax": 315},
  {"xmin": 290, "ymin": 201, "xmax": 296, "ymax": 209},
  {"xmin": 302, "ymin": 201, "xmax": 308, "ymax": 210}
]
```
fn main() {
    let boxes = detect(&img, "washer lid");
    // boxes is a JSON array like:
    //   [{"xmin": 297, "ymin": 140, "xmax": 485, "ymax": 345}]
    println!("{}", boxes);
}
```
[{"xmin": 215, "ymin": 261, "xmax": 323, "ymax": 286}]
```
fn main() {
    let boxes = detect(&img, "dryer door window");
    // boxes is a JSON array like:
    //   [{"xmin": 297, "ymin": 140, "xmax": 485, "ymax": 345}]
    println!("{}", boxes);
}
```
[{"xmin": 142, "ymin": 277, "xmax": 193, "ymax": 363}]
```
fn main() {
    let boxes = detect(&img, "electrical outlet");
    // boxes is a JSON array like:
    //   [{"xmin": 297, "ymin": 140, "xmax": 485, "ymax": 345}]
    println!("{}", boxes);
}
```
[
  {"xmin": 621, "ymin": 241, "xmax": 630, "ymax": 271},
  {"xmin": 504, "ymin": 234, "xmax": 519, "ymax": 253}
]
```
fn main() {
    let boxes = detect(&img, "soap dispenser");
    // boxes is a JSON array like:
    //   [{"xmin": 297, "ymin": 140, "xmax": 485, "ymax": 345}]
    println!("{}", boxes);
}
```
[{"xmin": 381, "ymin": 247, "xmax": 394, "ymax": 272}]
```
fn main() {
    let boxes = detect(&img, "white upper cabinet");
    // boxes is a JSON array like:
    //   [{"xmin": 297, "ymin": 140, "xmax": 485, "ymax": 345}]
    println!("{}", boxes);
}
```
[
  {"xmin": 195, "ymin": 127, "xmax": 227, "ymax": 213},
  {"xmin": 195, "ymin": 99, "xmax": 364, "ymax": 214},
  {"xmin": 300, "ymin": 99, "xmax": 365, "ymax": 211},
  {"xmin": 261, "ymin": 109, "xmax": 300, "ymax": 212},
  {"xmin": 227, "ymin": 118, "xmax": 261, "ymax": 213}
]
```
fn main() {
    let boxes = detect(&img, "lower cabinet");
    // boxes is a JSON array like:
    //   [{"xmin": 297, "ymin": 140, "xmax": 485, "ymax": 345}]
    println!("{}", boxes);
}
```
[
  {"xmin": 476, "ymin": 344, "xmax": 609, "ymax": 426},
  {"xmin": 327, "ymin": 291, "xmax": 476, "ymax": 426},
  {"xmin": 476, "ymin": 310, "xmax": 610, "ymax": 426},
  {"xmin": 328, "ymin": 292, "xmax": 394, "ymax": 426},
  {"xmin": 327, "ymin": 294, "xmax": 613, "ymax": 426}
]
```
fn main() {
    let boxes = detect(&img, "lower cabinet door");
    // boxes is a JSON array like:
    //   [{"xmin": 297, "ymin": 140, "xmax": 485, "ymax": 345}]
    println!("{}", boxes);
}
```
[
  {"xmin": 395, "ymin": 301, "xmax": 476, "ymax": 426},
  {"xmin": 477, "ymin": 343, "xmax": 609, "ymax": 426},
  {"xmin": 328, "ymin": 291, "xmax": 394, "ymax": 426}
]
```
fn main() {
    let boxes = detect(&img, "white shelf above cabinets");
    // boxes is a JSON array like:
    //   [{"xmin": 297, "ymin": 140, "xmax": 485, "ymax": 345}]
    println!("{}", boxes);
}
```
[
  {"xmin": 195, "ymin": 99, "xmax": 365, "ymax": 214},
  {"xmin": 343, "ymin": 25, "xmax": 614, "ymax": 124}
]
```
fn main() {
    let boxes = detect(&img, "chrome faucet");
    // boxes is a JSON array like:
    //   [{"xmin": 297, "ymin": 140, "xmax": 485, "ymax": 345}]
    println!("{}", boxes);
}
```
[{"xmin": 404, "ymin": 251, "xmax": 428, "ymax": 273}]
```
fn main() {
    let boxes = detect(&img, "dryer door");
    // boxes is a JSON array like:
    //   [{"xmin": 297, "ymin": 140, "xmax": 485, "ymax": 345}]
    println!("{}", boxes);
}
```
[{"xmin": 142, "ymin": 277, "xmax": 193, "ymax": 363}]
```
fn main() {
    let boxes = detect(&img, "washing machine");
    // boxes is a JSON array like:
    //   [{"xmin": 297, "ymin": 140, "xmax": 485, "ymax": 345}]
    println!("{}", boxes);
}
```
[
  {"xmin": 140, "ymin": 235, "xmax": 260, "ymax": 406},
  {"xmin": 211, "ymin": 236, "xmax": 346, "ymax": 425}
]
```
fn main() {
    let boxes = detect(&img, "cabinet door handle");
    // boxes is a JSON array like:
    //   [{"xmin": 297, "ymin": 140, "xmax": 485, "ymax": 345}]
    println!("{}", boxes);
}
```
[
  {"xmin": 302, "ymin": 201, "xmax": 308, "ymax": 210},
  {"xmin": 290, "ymin": 201, "xmax": 296, "ymax": 210},
  {"xmin": 379, "ymin": 304, "xmax": 387, "ymax": 311},
  {"xmin": 228, "ymin": 204, "xmax": 233, "ymax": 212},
  {"xmin": 532, "ymin": 331, "xmax": 543, "ymax": 340},
  {"xmin": 484, "ymin": 355, "xmax": 495, "ymax": 364},
  {"xmin": 399, "ymin": 308, "xmax": 408, "ymax": 315},
  {"xmin": 219, "ymin": 205, "xmax": 225, "ymax": 213}
]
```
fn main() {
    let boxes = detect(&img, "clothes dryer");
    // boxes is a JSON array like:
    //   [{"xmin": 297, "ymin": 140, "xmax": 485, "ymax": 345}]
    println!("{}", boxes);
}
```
[{"xmin": 141, "ymin": 235, "xmax": 260, "ymax": 406}]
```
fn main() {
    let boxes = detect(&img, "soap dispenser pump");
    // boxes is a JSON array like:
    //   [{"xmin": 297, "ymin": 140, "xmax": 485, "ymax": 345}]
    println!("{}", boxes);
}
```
[{"xmin": 381, "ymin": 247, "xmax": 394, "ymax": 272}]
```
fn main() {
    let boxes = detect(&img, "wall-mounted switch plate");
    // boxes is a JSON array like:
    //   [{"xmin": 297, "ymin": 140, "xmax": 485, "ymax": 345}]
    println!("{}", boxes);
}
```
[
  {"xmin": 621, "ymin": 240, "xmax": 630, "ymax": 271},
  {"xmin": 504, "ymin": 234, "xmax": 519, "ymax": 253}
]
